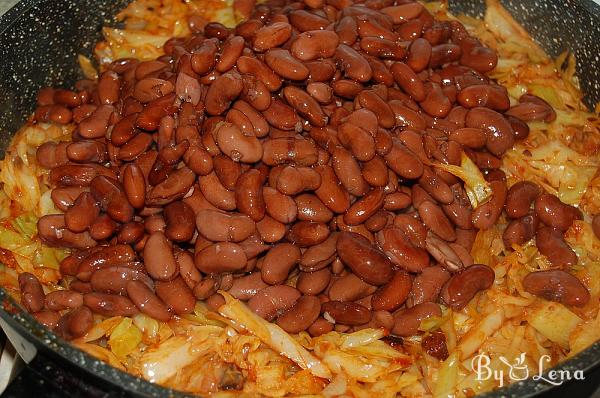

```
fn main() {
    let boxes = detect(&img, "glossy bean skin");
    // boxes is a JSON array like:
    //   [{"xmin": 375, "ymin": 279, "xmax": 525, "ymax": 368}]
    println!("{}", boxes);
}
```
[
  {"xmin": 328, "ymin": 273, "xmax": 377, "ymax": 302},
  {"xmin": 276, "ymin": 296, "xmax": 321, "ymax": 333},
  {"xmin": 126, "ymin": 280, "xmax": 172, "ymax": 321},
  {"xmin": 164, "ymin": 201, "xmax": 195, "ymax": 242},
  {"xmin": 64, "ymin": 192, "xmax": 100, "ymax": 233},
  {"xmin": 83, "ymin": 292, "xmax": 139, "ymax": 316},
  {"xmin": 56, "ymin": 306, "xmax": 94, "ymax": 340},
  {"xmin": 321, "ymin": 301, "xmax": 372, "ymax": 326},
  {"xmin": 261, "ymin": 243, "xmax": 301, "ymax": 285},
  {"xmin": 534, "ymin": 193, "xmax": 582, "ymax": 232},
  {"xmin": 38, "ymin": 214, "xmax": 97, "ymax": 249},
  {"xmin": 376, "ymin": 227, "xmax": 430, "ymax": 272},
  {"xmin": 466, "ymin": 107, "xmax": 515, "ymax": 156},
  {"xmin": 336, "ymin": 232, "xmax": 394, "ymax": 285},
  {"xmin": 536, "ymin": 227, "xmax": 578, "ymax": 267},
  {"xmin": 18, "ymin": 273, "xmax": 45, "ymax": 313},
  {"xmin": 248, "ymin": 285, "xmax": 301, "ymax": 321},
  {"xmin": 472, "ymin": 180, "xmax": 507, "ymax": 230},
  {"xmin": 297, "ymin": 268, "xmax": 331, "ymax": 296},
  {"xmin": 195, "ymin": 242, "xmax": 248, "ymax": 273},
  {"xmin": 228, "ymin": 272, "xmax": 268, "ymax": 300},
  {"xmin": 154, "ymin": 277, "xmax": 196, "ymax": 315},
  {"xmin": 371, "ymin": 270, "xmax": 412, "ymax": 312},
  {"xmin": 392, "ymin": 302, "xmax": 441, "ymax": 337},
  {"xmin": 45, "ymin": 290, "xmax": 84, "ymax": 311},
  {"xmin": 503, "ymin": 214, "xmax": 538, "ymax": 249},
  {"xmin": 440, "ymin": 264, "xmax": 495, "ymax": 310},
  {"xmin": 522, "ymin": 270, "xmax": 589, "ymax": 307},
  {"xmin": 143, "ymin": 232, "xmax": 179, "ymax": 280},
  {"xmin": 504, "ymin": 181, "xmax": 542, "ymax": 219},
  {"xmin": 407, "ymin": 266, "xmax": 450, "ymax": 307}
]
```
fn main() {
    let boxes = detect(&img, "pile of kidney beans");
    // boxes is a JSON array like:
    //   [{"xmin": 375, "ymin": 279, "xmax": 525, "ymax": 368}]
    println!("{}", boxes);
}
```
[{"xmin": 18, "ymin": 0, "xmax": 594, "ymax": 358}]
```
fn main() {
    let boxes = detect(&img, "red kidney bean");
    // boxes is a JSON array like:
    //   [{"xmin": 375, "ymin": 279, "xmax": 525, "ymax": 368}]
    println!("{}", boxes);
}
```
[
  {"xmin": 90, "ymin": 266, "xmax": 152, "ymax": 294},
  {"xmin": 392, "ymin": 302, "xmax": 441, "ymax": 337},
  {"xmin": 344, "ymin": 188, "xmax": 385, "ymax": 226},
  {"xmin": 296, "ymin": 193, "xmax": 333, "ymax": 223},
  {"xmin": 195, "ymin": 242, "xmax": 248, "ymax": 273},
  {"xmin": 337, "ymin": 232, "xmax": 393, "ymax": 285},
  {"xmin": 253, "ymin": 22, "xmax": 292, "ymax": 52},
  {"xmin": 18, "ymin": 272, "xmax": 45, "ymax": 313},
  {"xmin": 441, "ymin": 264, "xmax": 495, "ymax": 310},
  {"xmin": 248, "ymin": 285, "xmax": 301, "ymax": 321},
  {"xmin": 64, "ymin": 192, "xmax": 100, "ymax": 233},
  {"xmin": 33, "ymin": 310, "xmax": 61, "ymax": 330},
  {"xmin": 45, "ymin": 290, "xmax": 83, "ymax": 311},
  {"xmin": 75, "ymin": 244, "xmax": 135, "ymax": 281},
  {"xmin": 297, "ymin": 268, "xmax": 331, "ymax": 296},
  {"xmin": 143, "ymin": 231, "xmax": 179, "ymax": 280},
  {"xmin": 421, "ymin": 330, "xmax": 449, "ymax": 360},
  {"xmin": 466, "ymin": 107, "xmax": 515, "ymax": 156},
  {"xmin": 457, "ymin": 84, "xmax": 510, "ymax": 112},
  {"xmin": 89, "ymin": 214, "xmax": 118, "ymax": 241},
  {"xmin": 56, "ymin": 306, "xmax": 94, "ymax": 340},
  {"xmin": 237, "ymin": 56, "xmax": 282, "ymax": 92},
  {"xmin": 36, "ymin": 141, "xmax": 69, "ymax": 169},
  {"xmin": 154, "ymin": 277, "xmax": 195, "ymax": 315},
  {"xmin": 261, "ymin": 243, "xmax": 301, "ymax": 285},
  {"xmin": 329, "ymin": 273, "xmax": 377, "ymax": 302},
  {"xmin": 290, "ymin": 30, "xmax": 339, "ymax": 61},
  {"xmin": 276, "ymin": 295, "xmax": 321, "ymax": 333},
  {"xmin": 163, "ymin": 201, "xmax": 195, "ymax": 242},
  {"xmin": 522, "ymin": 270, "xmax": 589, "ymax": 307},
  {"xmin": 377, "ymin": 227, "xmax": 430, "ymax": 272},
  {"xmin": 534, "ymin": 193, "xmax": 582, "ymax": 232},
  {"xmin": 390, "ymin": 62, "xmax": 426, "ymax": 101},
  {"xmin": 407, "ymin": 266, "xmax": 450, "ymax": 307},
  {"xmin": 126, "ymin": 280, "xmax": 172, "ymax": 321},
  {"xmin": 117, "ymin": 222, "xmax": 144, "ymax": 244},
  {"xmin": 147, "ymin": 167, "xmax": 196, "ymax": 206},
  {"xmin": 299, "ymin": 233, "xmax": 338, "ymax": 272},
  {"xmin": 79, "ymin": 105, "xmax": 114, "ymax": 139},
  {"xmin": 418, "ymin": 201, "xmax": 456, "ymax": 242},
  {"xmin": 287, "ymin": 221, "xmax": 330, "ymax": 247},
  {"xmin": 337, "ymin": 122, "xmax": 376, "ymax": 162},
  {"xmin": 503, "ymin": 214, "xmax": 539, "ymax": 249},
  {"xmin": 66, "ymin": 140, "xmax": 107, "ymax": 163},
  {"xmin": 38, "ymin": 214, "xmax": 97, "ymax": 249},
  {"xmin": 371, "ymin": 270, "xmax": 412, "ymax": 312},
  {"xmin": 536, "ymin": 226, "xmax": 578, "ymax": 267},
  {"xmin": 381, "ymin": 3, "xmax": 423, "ymax": 23},
  {"xmin": 264, "ymin": 48, "xmax": 309, "ymax": 81},
  {"xmin": 283, "ymin": 86, "xmax": 328, "ymax": 127},
  {"xmin": 321, "ymin": 301, "xmax": 372, "ymax": 326},
  {"xmin": 205, "ymin": 72, "xmax": 243, "ymax": 116},
  {"xmin": 425, "ymin": 231, "xmax": 464, "ymax": 272},
  {"xmin": 83, "ymin": 292, "xmax": 138, "ymax": 316},
  {"xmin": 227, "ymin": 272, "xmax": 268, "ymax": 300}
]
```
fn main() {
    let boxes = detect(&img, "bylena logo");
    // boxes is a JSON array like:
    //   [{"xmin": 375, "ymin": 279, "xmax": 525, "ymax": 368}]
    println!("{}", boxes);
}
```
[{"xmin": 472, "ymin": 353, "xmax": 585, "ymax": 387}]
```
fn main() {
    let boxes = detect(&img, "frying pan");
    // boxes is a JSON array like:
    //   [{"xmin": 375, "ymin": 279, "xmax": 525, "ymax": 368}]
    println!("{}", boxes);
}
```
[{"xmin": 0, "ymin": 0, "xmax": 599, "ymax": 396}]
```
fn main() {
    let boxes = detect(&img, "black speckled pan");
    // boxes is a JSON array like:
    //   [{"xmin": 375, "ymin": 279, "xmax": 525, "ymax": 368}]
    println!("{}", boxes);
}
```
[{"xmin": 0, "ymin": 1, "xmax": 599, "ymax": 397}]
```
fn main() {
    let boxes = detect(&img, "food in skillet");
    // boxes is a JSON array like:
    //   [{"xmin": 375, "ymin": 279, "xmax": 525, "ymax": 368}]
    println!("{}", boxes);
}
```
[{"xmin": 1, "ymin": 0, "xmax": 600, "ymax": 396}]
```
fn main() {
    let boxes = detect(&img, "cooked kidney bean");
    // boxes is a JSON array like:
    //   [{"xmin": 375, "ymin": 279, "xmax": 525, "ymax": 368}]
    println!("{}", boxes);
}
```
[
  {"xmin": 18, "ymin": 273, "xmax": 45, "ymax": 313},
  {"xmin": 248, "ymin": 285, "xmax": 301, "ymax": 321},
  {"xmin": 143, "ymin": 232, "xmax": 179, "ymax": 280},
  {"xmin": 377, "ymin": 227, "xmax": 430, "ymax": 272},
  {"xmin": 441, "ymin": 264, "xmax": 495, "ymax": 310},
  {"xmin": 407, "ymin": 266, "xmax": 450, "ymax": 307},
  {"xmin": 421, "ymin": 330, "xmax": 449, "ymax": 360},
  {"xmin": 425, "ymin": 232, "xmax": 465, "ymax": 272},
  {"xmin": 536, "ymin": 226, "xmax": 578, "ymax": 267},
  {"xmin": 33, "ymin": 310, "xmax": 61, "ymax": 330},
  {"xmin": 418, "ymin": 201, "xmax": 456, "ymax": 242},
  {"xmin": 534, "ymin": 193, "xmax": 582, "ymax": 232},
  {"xmin": 337, "ymin": 232, "xmax": 393, "ymax": 285},
  {"xmin": 38, "ymin": 214, "xmax": 97, "ymax": 249},
  {"xmin": 505, "ymin": 181, "xmax": 541, "ymax": 219},
  {"xmin": 371, "ymin": 270, "xmax": 412, "ymax": 312},
  {"xmin": 328, "ymin": 273, "xmax": 377, "ymax": 302},
  {"xmin": 503, "ymin": 213, "xmax": 539, "ymax": 249},
  {"xmin": 195, "ymin": 242, "xmax": 247, "ymax": 273},
  {"xmin": 90, "ymin": 266, "xmax": 152, "ymax": 294},
  {"xmin": 83, "ymin": 292, "xmax": 138, "ymax": 316},
  {"xmin": 321, "ymin": 301, "xmax": 372, "ymax": 326},
  {"xmin": 64, "ymin": 192, "xmax": 100, "ymax": 233},
  {"xmin": 154, "ymin": 277, "xmax": 195, "ymax": 315},
  {"xmin": 276, "ymin": 296, "xmax": 321, "ymax": 333},
  {"xmin": 308, "ymin": 317, "xmax": 334, "ymax": 336},
  {"xmin": 297, "ymin": 268, "xmax": 331, "ymax": 296},
  {"xmin": 45, "ymin": 290, "xmax": 83, "ymax": 311},
  {"xmin": 126, "ymin": 280, "xmax": 172, "ymax": 321},
  {"xmin": 56, "ymin": 306, "xmax": 94, "ymax": 340},
  {"xmin": 392, "ymin": 302, "xmax": 441, "ymax": 337},
  {"xmin": 522, "ymin": 270, "xmax": 589, "ymax": 307}
]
